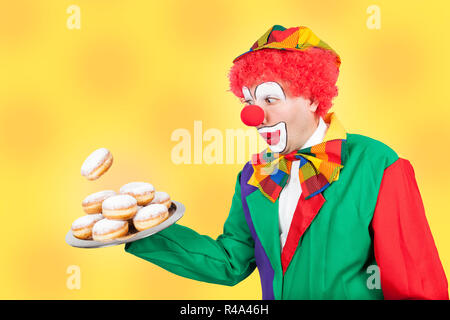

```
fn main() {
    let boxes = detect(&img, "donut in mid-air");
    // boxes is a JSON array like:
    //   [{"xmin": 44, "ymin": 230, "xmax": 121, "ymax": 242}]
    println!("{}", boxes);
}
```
[
  {"xmin": 133, "ymin": 204, "xmax": 169, "ymax": 231},
  {"xmin": 92, "ymin": 219, "xmax": 128, "ymax": 241},
  {"xmin": 102, "ymin": 194, "xmax": 138, "ymax": 220},
  {"xmin": 82, "ymin": 190, "xmax": 117, "ymax": 214},
  {"xmin": 150, "ymin": 191, "xmax": 172, "ymax": 209},
  {"xmin": 71, "ymin": 214, "xmax": 104, "ymax": 240},
  {"xmin": 81, "ymin": 148, "xmax": 113, "ymax": 180},
  {"xmin": 119, "ymin": 182, "xmax": 155, "ymax": 206}
]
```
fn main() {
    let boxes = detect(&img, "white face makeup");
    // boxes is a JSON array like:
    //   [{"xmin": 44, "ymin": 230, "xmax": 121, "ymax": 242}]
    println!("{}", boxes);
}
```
[
  {"xmin": 242, "ymin": 86, "xmax": 253, "ymax": 103},
  {"xmin": 242, "ymin": 82, "xmax": 288, "ymax": 153},
  {"xmin": 254, "ymin": 81, "xmax": 286, "ymax": 101},
  {"xmin": 242, "ymin": 81, "xmax": 286, "ymax": 104}
]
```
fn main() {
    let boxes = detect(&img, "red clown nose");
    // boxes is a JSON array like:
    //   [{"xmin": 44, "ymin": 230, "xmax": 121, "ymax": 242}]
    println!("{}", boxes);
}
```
[{"xmin": 240, "ymin": 104, "xmax": 265, "ymax": 127}]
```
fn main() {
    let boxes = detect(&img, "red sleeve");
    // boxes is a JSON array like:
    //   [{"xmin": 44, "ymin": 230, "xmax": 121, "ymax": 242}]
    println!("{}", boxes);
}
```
[{"xmin": 371, "ymin": 157, "xmax": 448, "ymax": 300}]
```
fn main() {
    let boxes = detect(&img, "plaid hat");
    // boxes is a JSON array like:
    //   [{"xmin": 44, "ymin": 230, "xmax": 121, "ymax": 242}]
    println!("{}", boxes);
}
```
[{"xmin": 232, "ymin": 24, "xmax": 341, "ymax": 68}]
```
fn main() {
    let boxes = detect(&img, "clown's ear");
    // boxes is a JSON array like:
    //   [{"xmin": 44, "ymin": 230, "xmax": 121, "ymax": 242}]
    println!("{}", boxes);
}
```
[{"xmin": 309, "ymin": 98, "xmax": 319, "ymax": 112}]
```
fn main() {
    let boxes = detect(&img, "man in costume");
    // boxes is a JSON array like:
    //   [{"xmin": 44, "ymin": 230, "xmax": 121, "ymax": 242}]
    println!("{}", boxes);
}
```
[{"xmin": 125, "ymin": 25, "xmax": 448, "ymax": 299}]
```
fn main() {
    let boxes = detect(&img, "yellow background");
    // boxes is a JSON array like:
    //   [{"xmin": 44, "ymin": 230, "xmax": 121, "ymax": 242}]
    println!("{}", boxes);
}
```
[{"xmin": 1, "ymin": 0, "xmax": 449, "ymax": 299}]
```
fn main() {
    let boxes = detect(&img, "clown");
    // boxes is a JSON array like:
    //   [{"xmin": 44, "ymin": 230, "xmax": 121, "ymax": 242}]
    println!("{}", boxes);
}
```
[{"xmin": 125, "ymin": 25, "xmax": 448, "ymax": 299}]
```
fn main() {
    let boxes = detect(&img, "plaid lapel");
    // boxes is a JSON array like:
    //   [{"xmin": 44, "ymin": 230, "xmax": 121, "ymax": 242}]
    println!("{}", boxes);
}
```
[{"xmin": 248, "ymin": 112, "xmax": 347, "ymax": 203}]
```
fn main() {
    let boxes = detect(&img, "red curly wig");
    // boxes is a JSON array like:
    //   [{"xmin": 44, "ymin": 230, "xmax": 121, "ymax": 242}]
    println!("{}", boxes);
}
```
[{"xmin": 227, "ymin": 47, "xmax": 340, "ymax": 118}]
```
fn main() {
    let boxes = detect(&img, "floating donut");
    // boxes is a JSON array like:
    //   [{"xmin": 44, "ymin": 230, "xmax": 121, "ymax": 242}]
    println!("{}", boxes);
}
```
[
  {"xmin": 150, "ymin": 191, "xmax": 172, "ymax": 209},
  {"xmin": 133, "ymin": 204, "xmax": 169, "ymax": 231},
  {"xmin": 81, "ymin": 148, "xmax": 113, "ymax": 180},
  {"xmin": 119, "ymin": 182, "xmax": 155, "ymax": 206},
  {"xmin": 71, "ymin": 214, "xmax": 103, "ymax": 240},
  {"xmin": 82, "ymin": 190, "xmax": 117, "ymax": 214},
  {"xmin": 92, "ymin": 219, "xmax": 128, "ymax": 241},
  {"xmin": 102, "ymin": 194, "xmax": 138, "ymax": 220}
]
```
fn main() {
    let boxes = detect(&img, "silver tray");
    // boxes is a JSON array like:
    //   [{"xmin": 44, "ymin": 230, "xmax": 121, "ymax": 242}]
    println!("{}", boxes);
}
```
[{"xmin": 65, "ymin": 200, "xmax": 185, "ymax": 248}]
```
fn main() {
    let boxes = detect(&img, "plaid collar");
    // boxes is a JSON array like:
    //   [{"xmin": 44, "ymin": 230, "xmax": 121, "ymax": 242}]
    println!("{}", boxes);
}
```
[{"xmin": 248, "ymin": 112, "xmax": 347, "ymax": 203}]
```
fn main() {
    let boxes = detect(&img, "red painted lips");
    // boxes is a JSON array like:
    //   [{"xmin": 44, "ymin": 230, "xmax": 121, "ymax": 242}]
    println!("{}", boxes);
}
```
[{"xmin": 260, "ymin": 130, "xmax": 281, "ymax": 145}]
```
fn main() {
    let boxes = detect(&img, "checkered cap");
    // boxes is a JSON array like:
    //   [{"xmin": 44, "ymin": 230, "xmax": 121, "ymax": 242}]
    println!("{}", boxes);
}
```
[{"xmin": 233, "ymin": 24, "xmax": 341, "ymax": 68}]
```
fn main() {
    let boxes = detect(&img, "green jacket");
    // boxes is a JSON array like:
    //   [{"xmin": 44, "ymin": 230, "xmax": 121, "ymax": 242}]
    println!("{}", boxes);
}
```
[{"xmin": 125, "ymin": 133, "xmax": 411, "ymax": 299}]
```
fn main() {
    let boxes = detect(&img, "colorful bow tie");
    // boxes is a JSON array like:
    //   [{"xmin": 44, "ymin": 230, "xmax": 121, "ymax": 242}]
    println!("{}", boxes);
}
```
[{"xmin": 248, "ymin": 139, "xmax": 346, "ymax": 202}]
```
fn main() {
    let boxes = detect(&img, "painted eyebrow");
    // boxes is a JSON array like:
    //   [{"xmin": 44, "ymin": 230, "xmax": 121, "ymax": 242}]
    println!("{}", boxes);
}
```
[{"xmin": 254, "ymin": 81, "xmax": 286, "ymax": 100}]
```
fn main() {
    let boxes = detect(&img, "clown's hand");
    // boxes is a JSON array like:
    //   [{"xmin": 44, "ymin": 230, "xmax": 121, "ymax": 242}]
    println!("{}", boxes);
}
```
[{"xmin": 124, "ymin": 170, "xmax": 256, "ymax": 286}]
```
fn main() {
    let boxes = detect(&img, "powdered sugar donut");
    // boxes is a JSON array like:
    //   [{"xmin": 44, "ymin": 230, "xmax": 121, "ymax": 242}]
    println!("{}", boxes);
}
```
[
  {"xmin": 71, "ymin": 214, "xmax": 104, "ymax": 240},
  {"xmin": 119, "ymin": 182, "xmax": 155, "ymax": 206},
  {"xmin": 92, "ymin": 219, "xmax": 128, "ymax": 241},
  {"xmin": 82, "ymin": 190, "xmax": 117, "ymax": 214},
  {"xmin": 102, "ymin": 194, "xmax": 137, "ymax": 220},
  {"xmin": 81, "ymin": 148, "xmax": 113, "ymax": 180},
  {"xmin": 133, "ymin": 204, "xmax": 169, "ymax": 231},
  {"xmin": 150, "ymin": 191, "xmax": 172, "ymax": 209}
]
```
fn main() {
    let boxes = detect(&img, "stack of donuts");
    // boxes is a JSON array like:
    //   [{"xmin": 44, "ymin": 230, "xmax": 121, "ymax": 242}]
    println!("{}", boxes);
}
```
[{"xmin": 71, "ymin": 148, "xmax": 172, "ymax": 242}]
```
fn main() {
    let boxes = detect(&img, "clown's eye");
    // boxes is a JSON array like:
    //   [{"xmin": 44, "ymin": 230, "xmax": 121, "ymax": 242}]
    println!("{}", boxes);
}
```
[
  {"xmin": 265, "ymin": 97, "xmax": 277, "ymax": 103},
  {"xmin": 244, "ymin": 100, "xmax": 254, "ymax": 105}
]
